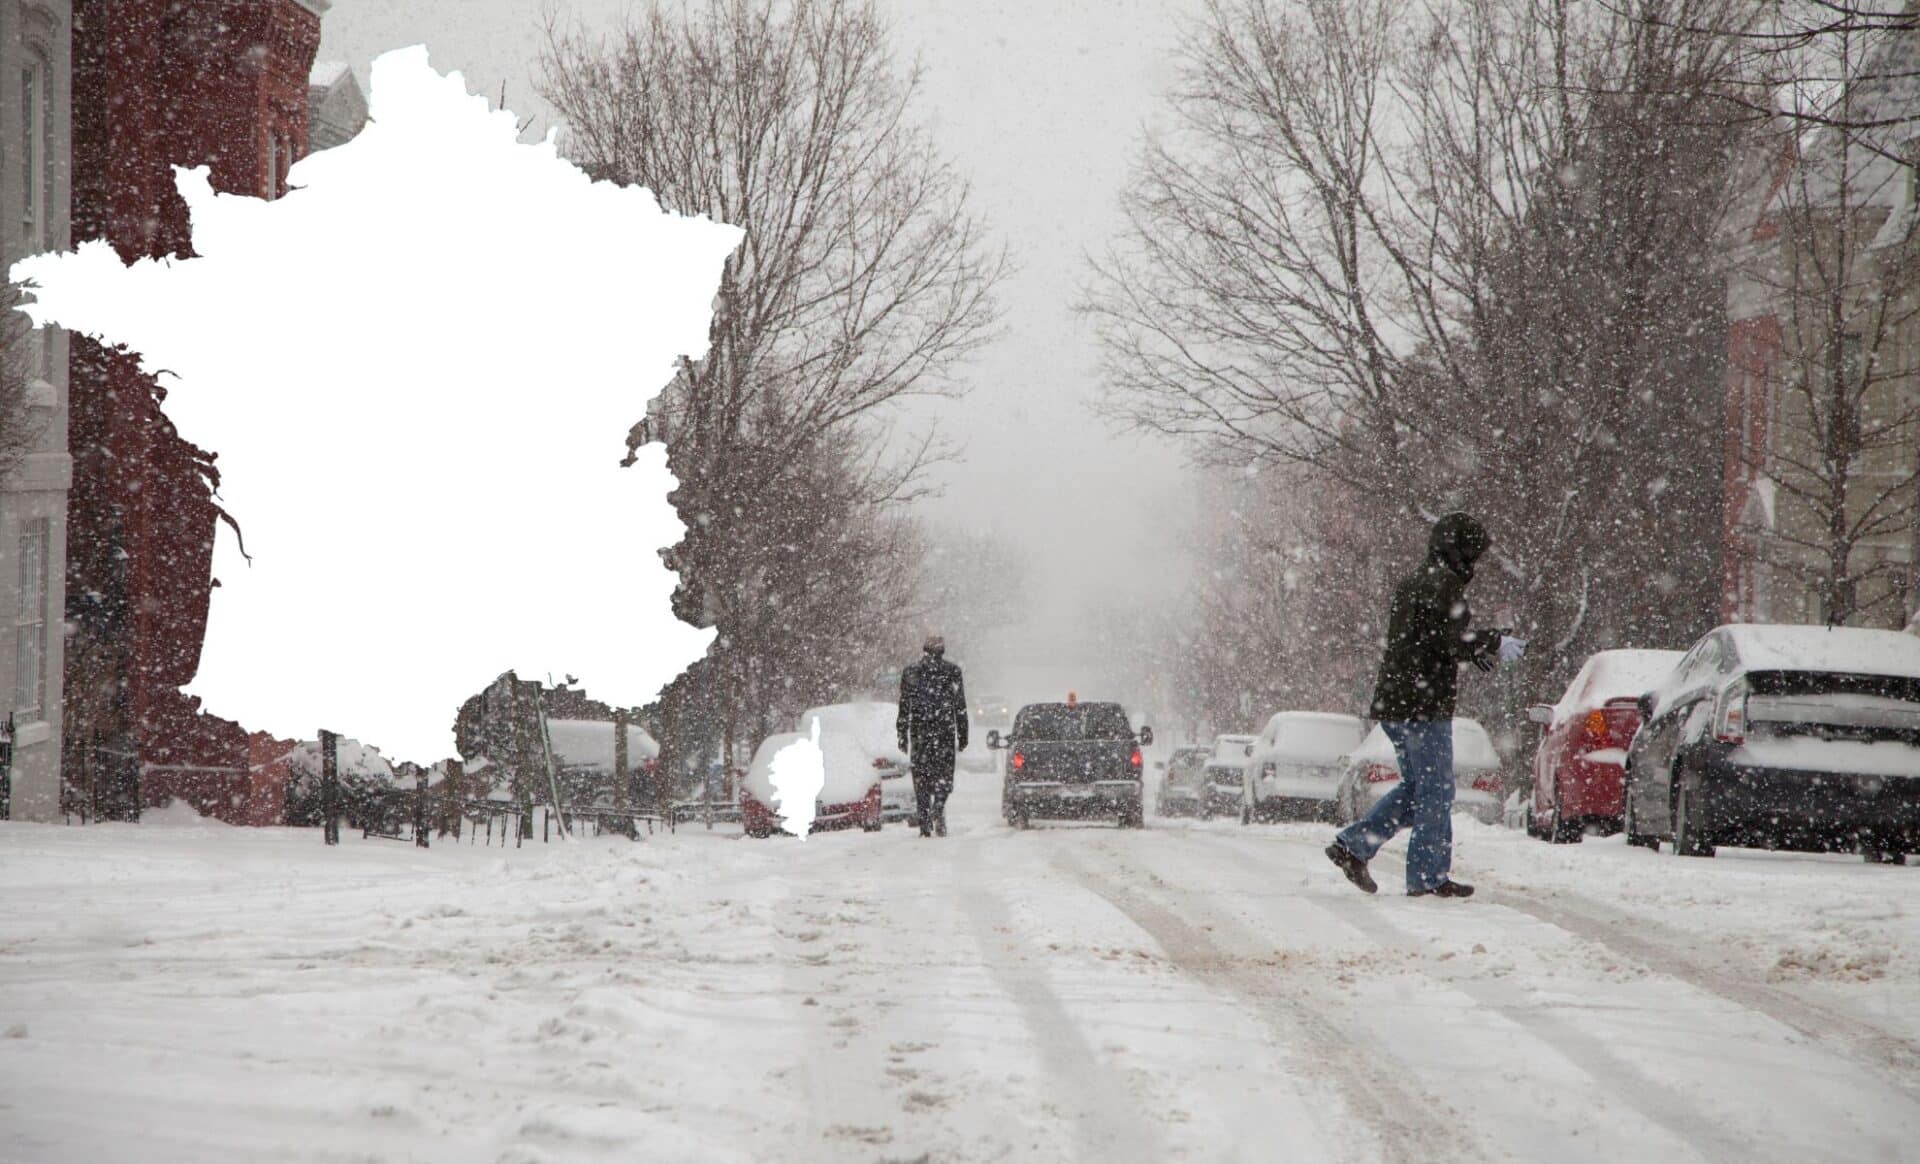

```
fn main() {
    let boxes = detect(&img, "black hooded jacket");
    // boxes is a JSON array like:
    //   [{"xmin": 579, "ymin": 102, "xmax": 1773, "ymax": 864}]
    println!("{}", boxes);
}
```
[
  {"xmin": 1368, "ymin": 514, "xmax": 1501, "ymax": 722},
  {"xmin": 897, "ymin": 649, "xmax": 968, "ymax": 758}
]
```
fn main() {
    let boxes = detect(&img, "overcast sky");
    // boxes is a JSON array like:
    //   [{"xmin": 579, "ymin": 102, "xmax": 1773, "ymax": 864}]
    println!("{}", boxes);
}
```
[{"xmin": 319, "ymin": 0, "xmax": 1196, "ymax": 693}]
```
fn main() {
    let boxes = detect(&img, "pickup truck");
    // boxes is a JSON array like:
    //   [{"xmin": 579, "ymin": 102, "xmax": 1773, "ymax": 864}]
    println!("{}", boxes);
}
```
[{"xmin": 988, "ymin": 699, "xmax": 1152, "ymax": 829}]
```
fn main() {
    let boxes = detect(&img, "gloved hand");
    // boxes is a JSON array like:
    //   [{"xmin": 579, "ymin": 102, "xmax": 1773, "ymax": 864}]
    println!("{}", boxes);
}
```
[
  {"xmin": 1498, "ymin": 635, "xmax": 1528, "ymax": 664},
  {"xmin": 1472, "ymin": 654, "xmax": 1497, "ymax": 673}
]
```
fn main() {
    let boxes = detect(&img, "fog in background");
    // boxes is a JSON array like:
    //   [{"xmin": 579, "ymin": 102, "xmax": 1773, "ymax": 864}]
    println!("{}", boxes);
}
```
[{"xmin": 319, "ymin": 0, "xmax": 1196, "ymax": 708}]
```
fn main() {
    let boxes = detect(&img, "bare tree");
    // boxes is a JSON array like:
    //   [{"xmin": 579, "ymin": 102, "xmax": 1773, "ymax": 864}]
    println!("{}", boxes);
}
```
[
  {"xmin": 542, "ymin": 0, "xmax": 1005, "ymax": 778},
  {"xmin": 1729, "ymin": 19, "xmax": 1920, "ymax": 626},
  {"xmin": 1086, "ymin": 0, "xmax": 1745, "ymax": 710}
]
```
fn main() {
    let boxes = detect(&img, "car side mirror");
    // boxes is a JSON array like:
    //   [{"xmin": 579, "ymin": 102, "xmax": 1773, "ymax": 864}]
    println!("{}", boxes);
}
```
[
  {"xmin": 986, "ymin": 729, "xmax": 1002, "ymax": 750},
  {"xmin": 1244, "ymin": 742, "xmax": 1254, "ymax": 757},
  {"xmin": 1525, "ymin": 704, "xmax": 1554, "ymax": 726},
  {"xmin": 1153, "ymin": 761, "xmax": 1166, "ymax": 770},
  {"xmin": 1139, "ymin": 726, "xmax": 1155, "ymax": 747},
  {"xmin": 1637, "ymin": 693, "xmax": 1656, "ymax": 721}
]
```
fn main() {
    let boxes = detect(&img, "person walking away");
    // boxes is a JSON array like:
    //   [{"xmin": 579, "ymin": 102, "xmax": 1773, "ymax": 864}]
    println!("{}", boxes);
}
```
[
  {"xmin": 1325, "ymin": 513, "xmax": 1523, "ymax": 898},
  {"xmin": 898, "ymin": 636, "xmax": 968, "ymax": 837}
]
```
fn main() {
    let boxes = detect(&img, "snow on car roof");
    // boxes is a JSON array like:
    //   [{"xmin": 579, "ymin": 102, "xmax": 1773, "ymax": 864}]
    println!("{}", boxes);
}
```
[
  {"xmin": 1260, "ymin": 711, "xmax": 1366, "ymax": 758},
  {"xmin": 1350, "ymin": 719, "xmax": 1502, "ymax": 771},
  {"xmin": 1553, "ymin": 649, "xmax": 1686, "ymax": 718},
  {"xmin": 1720, "ymin": 624, "xmax": 1920, "ymax": 679},
  {"xmin": 800, "ymin": 702, "xmax": 907, "ymax": 763},
  {"xmin": 743, "ymin": 726, "xmax": 878, "ymax": 806},
  {"xmin": 544, "ymin": 718, "xmax": 661, "ymax": 770}
]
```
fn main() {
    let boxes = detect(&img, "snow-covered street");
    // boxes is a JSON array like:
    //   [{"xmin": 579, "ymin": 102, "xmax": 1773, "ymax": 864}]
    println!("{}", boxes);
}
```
[{"xmin": 5, "ymin": 774, "xmax": 1920, "ymax": 1163}]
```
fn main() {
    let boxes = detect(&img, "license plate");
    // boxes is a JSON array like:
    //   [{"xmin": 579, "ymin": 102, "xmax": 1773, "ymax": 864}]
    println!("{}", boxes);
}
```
[{"xmin": 1059, "ymin": 786, "xmax": 1092, "ymax": 798}]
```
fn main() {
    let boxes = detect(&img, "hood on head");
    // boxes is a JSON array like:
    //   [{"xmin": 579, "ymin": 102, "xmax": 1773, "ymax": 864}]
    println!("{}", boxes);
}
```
[{"xmin": 1428, "ymin": 512, "xmax": 1489, "ymax": 579}]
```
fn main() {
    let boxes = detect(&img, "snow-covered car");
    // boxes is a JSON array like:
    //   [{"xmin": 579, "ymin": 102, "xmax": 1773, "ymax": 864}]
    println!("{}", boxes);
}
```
[
  {"xmin": 1154, "ymin": 745, "xmax": 1213, "ymax": 817},
  {"xmin": 1199, "ymin": 733, "xmax": 1258, "ymax": 818},
  {"xmin": 1243, "ymin": 711, "xmax": 1368, "ymax": 823},
  {"xmin": 798, "ymin": 701, "xmax": 912, "ymax": 823},
  {"xmin": 1524, "ymin": 648, "xmax": 1682, "ymax": 843},
  {"xmin": 1333, "ymin": 719, "xmax": 1506, "ymax": 826},
  {"xmin": 739, "ymin": 713, "xmax": 888, "ymax": 838},
  {"xmin": 1622, "ymin": 624, "xmax": 1920, "ymax": 862}
]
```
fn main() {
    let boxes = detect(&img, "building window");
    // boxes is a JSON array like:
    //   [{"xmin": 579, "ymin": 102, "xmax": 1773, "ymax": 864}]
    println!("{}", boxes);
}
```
[
  {"xmin": 21, "ymin": 58, "xmax": 48, "ymax": 246},
  {"xmin": 15, "ymin": 519, "xmax": 49, "ymax": 720}
]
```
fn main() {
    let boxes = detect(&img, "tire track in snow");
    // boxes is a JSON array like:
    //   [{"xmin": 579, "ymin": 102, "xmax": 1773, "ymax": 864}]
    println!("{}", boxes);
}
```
[
  {"xmin": 1163, "ymin": 827, "xmax": 1781, "ymax": 1161},
  {"xmin": 1478, "ymin": 881, "xmax": 1920, "ymax": 1101},
  {"xmin": 952, "ymin": 840, "xmax": 1168, "ymax": 1164},
  {"xmin": 1186, "ymin": 826, "xmax": 1920, "ymax": 1140},
  {"xmin": 1298, "ymin": 888, "xmax": 1762, "ymax": 1164},
  {"xmin": 1051, "ymin": 844, "xmax": 1489, "ymax": 1164}
]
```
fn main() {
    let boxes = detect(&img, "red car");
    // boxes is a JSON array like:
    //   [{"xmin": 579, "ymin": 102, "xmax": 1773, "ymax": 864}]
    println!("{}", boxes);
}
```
[{"xmin": 1527, "ymin": 648, "xmax": 1683, "ymax": 843}]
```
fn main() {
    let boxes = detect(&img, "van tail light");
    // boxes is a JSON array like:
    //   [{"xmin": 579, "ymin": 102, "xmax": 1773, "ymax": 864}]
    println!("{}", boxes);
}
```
[
  {"xmin": 1011, "ymin": 751, "xmax": 1025, "ymax": 771},
  {"xmin": 873, "ymin": 757, "xmax": 891, "ymax": 769},
  {"xmin": 1470, "ymin": 772, "xmax": 1502, "ymax": 794},
  {"xmin": 1712, "ymin": 682, "xmax": 1748, "ymax": 745},
  {"xmin": 1584, "ymin": 710, "xmax": 1608, "ymax": 743},
  {"xmin": 1363, "ymin": 763, "xmax": 1399, "ymax": 784},
  {"xmin": 1130, "ymin": 748, "xmax": 1143, "ymax": 769}
]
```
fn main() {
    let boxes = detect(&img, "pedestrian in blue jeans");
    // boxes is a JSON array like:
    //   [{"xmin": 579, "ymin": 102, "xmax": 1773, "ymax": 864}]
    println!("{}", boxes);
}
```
[{"xmin": 1326, "ymin": 513, "xmax": 1522, "ymax": 898}]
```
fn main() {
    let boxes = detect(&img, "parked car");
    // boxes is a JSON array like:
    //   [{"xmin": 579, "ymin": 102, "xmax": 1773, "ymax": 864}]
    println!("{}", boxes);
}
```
[
  {"xmin": 1622, "ymin": 624, "xmax": 1920, "ymax": 861},
  {"xmin": 739, "ymin": 709, "xmax": 888, "ymax": 837},
  {"xmin": 989, "ymin": 699, "xmax": 1152, "ymax": 828},
  {"xmin": 1333, "ymin": 719, "xmax": 1506, "ymax": 826},
  {"xmin": 1155, "ymin": 745, "xmax": 1213, "ymax": 817},
  {"xmin": 1243, "ymin": 711, "xmax": 1369, "ymax": 823},
  {"xmin": 800, "ymin": 702, "xmax": 913, "ymax": 824},
  {"xmin": 1198, "ymin": 734, "xmax": 1258, "ymax": 819},
  {"xmin": 1525, "ymin": 649, "xmax": 1684, "ymax": 843}
]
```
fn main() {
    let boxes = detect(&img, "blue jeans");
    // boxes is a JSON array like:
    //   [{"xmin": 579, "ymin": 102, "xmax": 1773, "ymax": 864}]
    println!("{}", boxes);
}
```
[{"xmin": 1335, "ymin": 721, "xmax": 1455, "ymax": 892}]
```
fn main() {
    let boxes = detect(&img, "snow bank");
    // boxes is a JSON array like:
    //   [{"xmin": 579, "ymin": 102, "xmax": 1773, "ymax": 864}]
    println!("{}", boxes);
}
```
[{"xmin": 8, "ymin": 46, "xmax": 742, "ymax": 759}]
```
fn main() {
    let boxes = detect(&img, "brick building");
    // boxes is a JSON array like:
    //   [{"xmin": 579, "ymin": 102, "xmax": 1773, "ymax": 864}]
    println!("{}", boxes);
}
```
[{"xmin": 64, "ymin": 0, "xmax": 328, "ymax": 822}]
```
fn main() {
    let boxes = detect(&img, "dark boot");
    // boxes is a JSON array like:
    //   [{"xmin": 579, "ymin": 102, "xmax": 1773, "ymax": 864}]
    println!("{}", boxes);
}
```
[
  {"xmin": 935, "ymin": 811, "xmax": 947, "ymax": 837},
  {"xmin": 1324, "ymin": 843, "xmax": 1377, "ymax": 894},
  {"xmin": 1407, "ymin": 880, "xmax": 1474, "ymax": 899}
]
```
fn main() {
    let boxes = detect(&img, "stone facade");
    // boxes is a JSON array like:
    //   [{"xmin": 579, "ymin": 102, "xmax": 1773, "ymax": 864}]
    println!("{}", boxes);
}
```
[
  {"xmin": 1, "ymin": 0, "xmax": 73, "ymax": 822},
  {"xmin": 1724, "ymin": 38, "xmax": 1920, "ymax": 632}
]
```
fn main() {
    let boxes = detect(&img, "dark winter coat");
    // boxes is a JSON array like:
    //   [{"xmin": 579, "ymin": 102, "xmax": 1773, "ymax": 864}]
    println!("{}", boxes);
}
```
[
  {"xmin": 1368, "ymin": 514, "xmax": 1501, "ymax": 722},
  {"xmin": 897, "ymin": 650, "xmax": 968, "ymax": 767}
]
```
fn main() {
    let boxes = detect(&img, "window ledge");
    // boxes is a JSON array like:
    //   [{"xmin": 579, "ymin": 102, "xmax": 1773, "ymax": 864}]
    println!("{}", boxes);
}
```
[{"xmin": 10, "ymin": 720, "xmax": 52, "ymax": 748}]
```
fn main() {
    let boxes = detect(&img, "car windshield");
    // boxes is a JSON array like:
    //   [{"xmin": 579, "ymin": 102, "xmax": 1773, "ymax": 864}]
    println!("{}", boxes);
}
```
[{"xmin": 1012, "ymin": 703, "xmax": 1132, "ymax": 740}]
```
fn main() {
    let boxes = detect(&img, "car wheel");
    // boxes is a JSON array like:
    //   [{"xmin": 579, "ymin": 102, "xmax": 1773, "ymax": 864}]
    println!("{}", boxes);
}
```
[
  {"xmin": 1861, "ymin": 845, "xmax": 1908, "ymax": 865},
  {"xmin": 1549, "ymin": 789, "xmax": 1581, "ymax": 845},
  {"xmin": 1671, "ymin": 775, "xmax": 1715, "ymax": 858},
  {"xmin": 862, "ymin": 819, "xmax": 883, "ymax": 832},
  {"xmin": 1240, "ymin": 803, "xmax": 1252, "ymax": 826},
  {"xmin": 1622, "ymin": 785, "xmax": 1657, "ymax": 849},
  {"xmin": 1119, "ymin": 794, "xmax": 1145, "ymax": 829}
]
